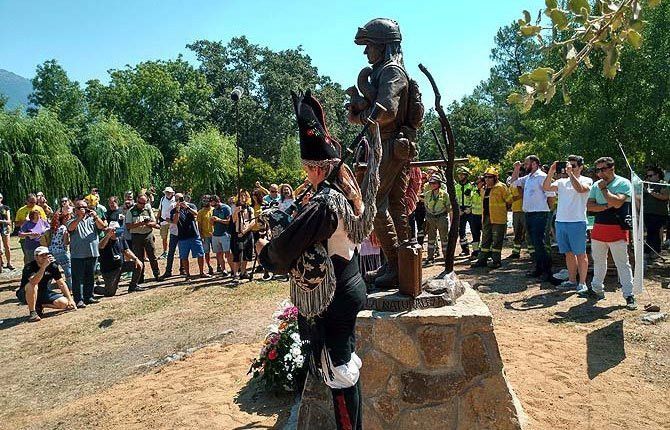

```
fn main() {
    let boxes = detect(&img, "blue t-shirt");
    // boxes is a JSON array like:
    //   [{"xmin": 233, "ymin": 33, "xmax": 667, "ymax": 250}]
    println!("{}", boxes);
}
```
[
  {"xmin": 588, "ymin": 175, "xmax": 632, "ymax": 204},
  {"xmin": 212, "ymin": 204, "xmax": 231, "ymax": 237}
]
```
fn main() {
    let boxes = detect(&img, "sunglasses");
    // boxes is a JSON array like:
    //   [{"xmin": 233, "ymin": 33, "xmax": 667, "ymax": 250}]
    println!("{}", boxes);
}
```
[
  {"xmin": 595, "ymin": 166, "xmax": 612, "ymax": 173},
  {"xmin": 646, "ymin": 173, "xmax": 657, "ymax": 177},
  {"xmin": 484, "ymin": 175, "xmax": 496, "ymax": 179}
]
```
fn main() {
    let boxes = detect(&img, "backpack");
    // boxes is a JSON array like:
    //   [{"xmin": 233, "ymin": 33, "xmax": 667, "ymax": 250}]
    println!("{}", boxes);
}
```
[{"xmin": 382, "ymin": 63, "xmax": 425, "ymax": 131}]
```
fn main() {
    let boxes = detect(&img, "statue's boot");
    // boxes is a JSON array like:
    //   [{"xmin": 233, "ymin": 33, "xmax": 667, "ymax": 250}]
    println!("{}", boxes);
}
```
[
  {"xmin": 374, "ymin": 255, "xmax": 398, "ymax": 289},
  {"xmin": 365, "ymin": 263, "xmax": 388, "ymax": 284}
]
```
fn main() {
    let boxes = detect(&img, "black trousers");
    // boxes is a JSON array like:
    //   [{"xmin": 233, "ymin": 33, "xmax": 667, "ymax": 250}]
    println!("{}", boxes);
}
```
[
  {"xmin": 645, "ymin": 213, "xmax": 667, "ymax": 254},
  {"xmin": 458, "ymin": 210, "xmax": 471, "ymax": 251}
]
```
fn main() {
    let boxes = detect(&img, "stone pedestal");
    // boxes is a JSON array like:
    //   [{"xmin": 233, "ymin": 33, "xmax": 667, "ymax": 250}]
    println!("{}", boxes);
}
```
[{"xmin": 297, "ymin": 284, "xmax": 525, "ymax": 430}]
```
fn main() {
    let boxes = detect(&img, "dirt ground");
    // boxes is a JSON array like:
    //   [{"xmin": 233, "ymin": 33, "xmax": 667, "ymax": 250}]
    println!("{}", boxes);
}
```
[{"xmin": 1, "ymin": 236, "xmax": 669, "ymax": 430}]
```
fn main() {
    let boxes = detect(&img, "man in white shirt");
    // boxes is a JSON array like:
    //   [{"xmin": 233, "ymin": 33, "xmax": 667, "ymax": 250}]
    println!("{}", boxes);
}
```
[
  {"xmin": 158, "ymin": 187, "xmax": 176, "ymax": 258},
  {"xmin": 511, "ymin": 155, "xmax": 559, "ymax": 284},
  {"xmin": 543, "ymin": 155, "xmax": 592, "ymax": 291}
]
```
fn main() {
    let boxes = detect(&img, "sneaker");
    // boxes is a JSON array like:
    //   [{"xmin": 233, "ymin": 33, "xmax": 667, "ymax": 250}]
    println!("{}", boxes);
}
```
[
  {"xmin": 35, "ymin": 303, "xmax": 44, "ymax": 318},
  {"xmin": 28, "ymin": 311, "xmax": 41, "ymax": 322},
  {"xmin": 576, "ymin": 284, "xmax": 590, "ymax": 295},
  {"xmin": 128, "ymin": 285, "xmax": 147, "ymax": 293},
  {"xmin": 262, "ymin": 272, "xmax": 272, "ymax": 281},
  {"xmin": 208, "ymin": 266, "xmax": 214, "ymax": 276},
  {"xmin": 578, "ymin": 286, "xmax": 605, "ymax": 300},
  {"xmin": 158, "ymin": 273, "xmax": 172, "ymax": 281},
  {"xmin": 625, "ymin": 295, "xmax": 637, "ymax": 310},
  {"xmin": 200, "ymin": 273, "xmax": 212, "ymax": 279},
  {"xmin": 76, "ymin": 300, "xmax": 87, "ymax": 308},
  {"xmin": 558, "ymin": 280, "xmax": 578, "ymax": 290},
  {"xmin": 84, "ymin": 297, "xmax": 100, "ymax": 305}
]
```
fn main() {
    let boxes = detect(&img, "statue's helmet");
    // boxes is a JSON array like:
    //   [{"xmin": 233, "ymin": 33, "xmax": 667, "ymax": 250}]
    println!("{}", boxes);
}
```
[{"xmin": 354, "ymin": 18, "xmax": 402, "ymax": 46}]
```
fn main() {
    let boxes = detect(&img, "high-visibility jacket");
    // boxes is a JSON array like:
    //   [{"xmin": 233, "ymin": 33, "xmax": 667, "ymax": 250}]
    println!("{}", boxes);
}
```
[
  {"xmin": 481, "ymin": 181, "xmax": 511, "ymax": 225},
  {"xmin": 471, "ymin": 186, "xmax": 483, "ymax": 215},
  {"xmin": 510, "ymin": 184, "xmax": 523, "ymax": 213},
  {"xmin": 425, "ymin": 188, "xmax": 451, "ymax": 215},
  {"xmin": 454, "ymin": 181, "xmax": 475, "ymax": 209}
]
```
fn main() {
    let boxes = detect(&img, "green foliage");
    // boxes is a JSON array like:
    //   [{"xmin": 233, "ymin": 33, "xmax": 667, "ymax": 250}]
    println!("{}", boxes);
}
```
[
  {"xmin": 86, "ymin": 57, "xmax": 212, "ymax": 165},
  {"xmin": 82, "ymin": 117, "xmax": 163, "ymax": 200},
  {"xmin": 171, "ymin": 128, "xmax": 237, "ymax": 199},
  {"xmin": 187, "ymin": 37, "xmax": 357, "ymax": 165},
  {"xmin": 28, "ymin": 60, "xmax": 86, "ymax": 132},
  {"xmin": 511, "ymin": 0, "xmax": 665, "ymax": 111},
  {"xmin": 0, "ymin": 109, "xmax": 88, "ymax": 209}
]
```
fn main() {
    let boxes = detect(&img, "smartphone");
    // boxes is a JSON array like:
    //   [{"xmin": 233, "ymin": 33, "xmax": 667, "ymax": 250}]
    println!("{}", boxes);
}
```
[{"xmin": 556, "ymin": 161, "xmax": 567, "ymax": 174}]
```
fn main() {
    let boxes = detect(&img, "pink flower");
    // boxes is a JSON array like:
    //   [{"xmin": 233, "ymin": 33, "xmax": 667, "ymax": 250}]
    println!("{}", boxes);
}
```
[
  {"xmin": 268, "ymin": 349, "xmax": 278, "ymax": 360},
  {"xmin": 269, "ymin": 334, "xmax": 279, "ymax": 345}
]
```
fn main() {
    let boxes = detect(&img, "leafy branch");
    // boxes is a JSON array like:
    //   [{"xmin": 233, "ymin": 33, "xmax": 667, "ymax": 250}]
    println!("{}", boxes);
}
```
[{"xmin": 508, "ymin": 0, "xmax": 663, "ymax": 112}]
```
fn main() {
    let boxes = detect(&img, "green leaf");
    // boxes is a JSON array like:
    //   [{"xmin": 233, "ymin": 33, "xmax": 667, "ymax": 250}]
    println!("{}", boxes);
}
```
[
  {"xmin": 648, "ymin": 0, "xmax": 661, "ymax": 7},
  {"xmin": 626, "ymin": 29, "xmax": 643, "ymax": 49},
  {"xmin": 523, "ymin": 10, "xmax": 532, "ymax": 24},
  {"xmin": 521, "ymin": 94, "xmax": 536, "ymax": 113},
  {"xmin": 562, "ymin": 86, "xmax": 571, "ymax": 105},
  {"xmin": 519, "ymin": 73, "xmax": 534, "ymax": 85},
  {"xmin": 568, "ymin": 0, "xmax": 591, "ymax": 15},
  {"xmin": 507, "ymin": 93, "xmax": 523, "ymax": 105},
  {"xmin": 602, "ymin": 44, "xmax": 620, "ymax": 79},
  {"xmin": 549, "ymin": 9, "xmax": 569, "ymax": 30},
  {"xmin": 544, "ymin": 83, "xmax": 557, "ymax": 104},
  {"xmin": 545, "ymin": 0, "xmax": 558, "ymax": 9},
  {"xmin": 529, "ymin": 67, "xmax": 555, "ymax": 83},
  {"xmin": 630, "ymin": 19, "xmax": 647, "ymax": 32},
  {"xmin": 520, "ymin": 25, "xmax": 542, "ymax": 37}
]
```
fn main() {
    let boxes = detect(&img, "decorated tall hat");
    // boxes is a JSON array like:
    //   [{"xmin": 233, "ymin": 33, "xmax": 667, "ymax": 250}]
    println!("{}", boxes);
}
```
[{"xmin": 291, "ymin": 90, "xmax": 342, "ymax": 167}]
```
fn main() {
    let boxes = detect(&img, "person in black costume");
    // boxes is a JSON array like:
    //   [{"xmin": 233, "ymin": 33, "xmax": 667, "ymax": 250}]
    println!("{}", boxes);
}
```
[{"xmin": 256, "ymin": 91, "xmax": 380, "ymax": 430}]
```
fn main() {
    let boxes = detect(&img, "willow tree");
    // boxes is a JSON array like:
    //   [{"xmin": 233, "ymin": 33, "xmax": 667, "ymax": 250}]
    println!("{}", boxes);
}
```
[
  {"xmin": 171, "ymin": 127, "xmax": 237, "ymax": 199},
  {"xmin": 0, "ymin": 109, "xmax": 88, "ymax": 209},
  {"xmin": 82, "ymin": 117, "xmax": 163, "ymax": 200}
]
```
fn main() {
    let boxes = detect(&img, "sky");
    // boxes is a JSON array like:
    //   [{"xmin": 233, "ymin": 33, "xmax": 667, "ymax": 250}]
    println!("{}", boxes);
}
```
[{"xmin": 0, "ymin": 0, "xmax": 539, "ymax": 104}]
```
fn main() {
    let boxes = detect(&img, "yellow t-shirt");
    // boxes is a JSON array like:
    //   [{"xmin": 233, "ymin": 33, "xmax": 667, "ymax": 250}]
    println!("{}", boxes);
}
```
[
  {"xmin": 197, "ymin": 207, "xmax": 214, "ymax": 238},
  {"xmin": 15, "ymin": 205, "xmax": 47, "ymax": 222}
]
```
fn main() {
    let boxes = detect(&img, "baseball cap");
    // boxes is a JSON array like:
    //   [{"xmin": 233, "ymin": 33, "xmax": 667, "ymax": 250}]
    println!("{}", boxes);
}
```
[
  {"xmin": 108, "ymin": 221, "xmax": 120, "ymax": 230},
  {"xmin": 34, "ymin": 246, "xmax": 50, "ymax": 257}
]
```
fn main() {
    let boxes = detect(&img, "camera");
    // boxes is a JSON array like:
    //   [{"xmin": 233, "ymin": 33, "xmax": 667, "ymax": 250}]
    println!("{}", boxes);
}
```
[
  {"xmin": 555, "ymin": 161, "xmax": 567, "ymax": 174},
  {"xmin": 178, "ymin": 197, "xmax": 185, "ymax": 203}
]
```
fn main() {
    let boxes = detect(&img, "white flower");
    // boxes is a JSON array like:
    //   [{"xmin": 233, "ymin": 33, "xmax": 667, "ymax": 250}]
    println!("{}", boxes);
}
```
[
  {"xmin": 284, "ymin": 354, "xmax": 292, "ymax": 361},
  {"xmin": 290, "ymin": 332, "xmax": 301, "ymax": 343},
  {"xmin": 295, "ymin": 355, "xmax": 305, "ymax": 367},
  {"xmin": 287, "ymin": 373, "xmax": 293, "ymax": 380},
  {"xmin": 291, "ymin": 346, "xmax": 301, "ymax": 357},
  {"xmin": 268, "ymin": 324, "xmax": 279, "ymax": 334}
]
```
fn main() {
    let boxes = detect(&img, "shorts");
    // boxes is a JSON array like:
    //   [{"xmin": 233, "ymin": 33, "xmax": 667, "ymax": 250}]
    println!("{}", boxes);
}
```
[
  {"xmin": 202, "ymin": 236, "xmax": 212, "ymax": 253},
  {"xmin": 160, "ymin": 223, "xmax": 170, "ymax": 241},
  {"xmin": 212, "ymin": 234, "xmax": 231, "ymax": 253},
  {"xmin": 231, "ymin": 234, "xmax": 253, "ymax": 263},
  {"xmin": 178, "ymin": 237, "xmax": 205, "ymax": 259},
  {"xmin": 555, "ymin": 221, "xmax": 587, "ymax": 255},
  {"xmin": 16, "ymin": 286, "xmax": 64, "ymax": 305}
]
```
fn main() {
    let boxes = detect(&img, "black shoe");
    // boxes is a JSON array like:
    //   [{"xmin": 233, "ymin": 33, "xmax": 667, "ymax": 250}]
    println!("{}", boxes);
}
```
[
  {"xmin": 509, "ymin": 252, "xmax": 520, "ymax": 259},
  {"xmin": 262, "ymin": 272, "xmax": 272, "ymax": 281},
  {"xmin": 35, "ymin": 303, "xmax": 44, "ymax": 318},
  {"xmin": 158, "ymin": 273, "xmax": 172, "ymax": 281},
  {"xmin": 84, "ymin": 297, "xmax": 100, "ymax": 305},
  {"xmin": 208, "ymin": 266, "xmax": 214, "ymax": 276},
  {"xmin": 94, "ymin": 285, "xmax": 107, "ymax": 296},
  {"xmin": 76, "ymin": 300, "xmax": 86, "ymax": 308},
  {"xmin": 526, "ymin": 270, "xmax": 542, "ymax": 278},
  {"xmin": 6, "ymin": 264, "xmax": 15, "ymax": 270},
  {"xmin": 487, "ymin": 261, "xmax": 502, "ymax": 269},
  {"xmin": 540, "ymin": 273, "xmax": 562, "ymax": 286},
  {"xmin": 459, "ymin": 250, "xmax": 470, "ymax": 257},
  {"xmin": 625, "ymin": 295, "xmax": 637, "ymax": 310},
  {"xmin": 221, "ymin": 270, "xmax": 229, "ymax": 278},
  {"xmin": 471, "ymin": 260, "xmax": 488, "ymax": 268},
  {"xmin": 128, "ymin": 285, "xmax": 147, "ymax": 293}
]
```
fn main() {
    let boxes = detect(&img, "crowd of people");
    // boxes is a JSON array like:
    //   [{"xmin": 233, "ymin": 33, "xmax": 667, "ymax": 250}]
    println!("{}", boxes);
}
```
[
  {"xmin": 409, "ymin": 155, "xmax": 669, "ymax": 312},
  {"xmin": 2, "ymin": 154, "xmax": 668, "ymax": 322},
  {"xmin": 3, "ymin": 182, "xmax": 308, "ymax": 322}
]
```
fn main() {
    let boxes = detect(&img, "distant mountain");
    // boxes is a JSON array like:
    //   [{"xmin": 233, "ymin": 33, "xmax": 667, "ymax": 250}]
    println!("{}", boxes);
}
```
[{"xmin": 0, "ymin": 69, "xmax": 32, "ymax": 110}]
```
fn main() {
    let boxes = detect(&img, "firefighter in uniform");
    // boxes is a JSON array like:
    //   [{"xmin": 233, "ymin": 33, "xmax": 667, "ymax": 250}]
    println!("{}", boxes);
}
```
[
  {"xmin": 454, "ymin": 166, "xmax": 475, "ymax": 256},
  {"xmin": 472, "ymin": 167, "xmax": 511, "ymax": 269}
]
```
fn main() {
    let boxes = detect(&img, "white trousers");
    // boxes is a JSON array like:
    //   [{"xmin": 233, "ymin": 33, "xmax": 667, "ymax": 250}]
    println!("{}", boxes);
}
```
[{"xmin": 591, "ymin": 239, "xmax": 634, "ymax": 297}]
